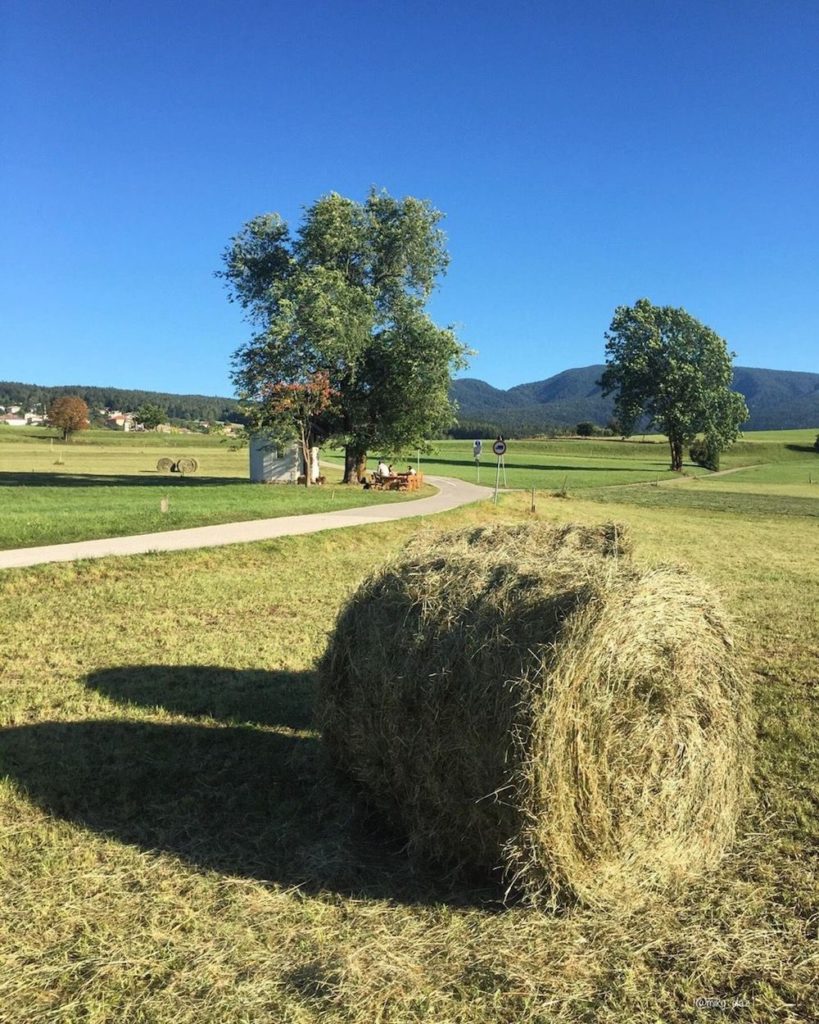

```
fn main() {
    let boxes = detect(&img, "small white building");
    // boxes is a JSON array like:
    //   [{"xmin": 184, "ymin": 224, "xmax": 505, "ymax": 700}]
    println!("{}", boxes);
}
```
[
  {"xmin": 249, "ymin": 437, "xmax": 321, "ymax": 483},
  {"xmin": 106, "ymin": 412, "xmax": 135, "ymax": 431}
]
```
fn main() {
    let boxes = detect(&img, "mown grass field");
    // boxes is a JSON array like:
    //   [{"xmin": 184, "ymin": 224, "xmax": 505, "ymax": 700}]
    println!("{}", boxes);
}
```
[
  {"xmin": 327, "ymin": 436, "xmax": 708, "ymax": 490},
  {"xmin": 0, "ymin": 478, "xmax": 817, "ymax": 1021},
  {"xmin": 3, "ymin": 426, "xmax": 816, "ymax": 549},
  {"xmin": 327, "ymin": 428, "xmax": 818, "ymax": 492},
  {"xmin": 0, "ymin": 428, "xmax": 429, "ymax": 550}
]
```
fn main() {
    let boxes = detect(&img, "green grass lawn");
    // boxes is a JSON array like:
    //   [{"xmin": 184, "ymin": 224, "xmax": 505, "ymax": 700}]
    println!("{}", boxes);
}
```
[
  {"xmin": 584, "ymin": 482, "xmax": 819, "ymax": 519},
  {"xmin": 4, "ymin": 426, "xmax": 816, "ymax": 548},
  {"xmin": 326, "ymin": 437, "xmax": 711, "ymax": 490},
  {"xmin": 738, "ymin": 427, "xmax": 818, "ymax": 444},
  {"xmin": 581, "ymin": 435, "xmax": 818, "ymax": 518},
  {"xmin": 0, "ymin": 425, "xmax": 234, "ymax": 447},
  {"xmin": 0, "ymin": 432, "xmax": 429, "ymax": 549},
  {"xmin": 0, "ymin": 490, "xmax": 816, "ymax": 1022},
  {"xmin": 699, "ymin": 460, "xmax": 819, "ymax": 488}
]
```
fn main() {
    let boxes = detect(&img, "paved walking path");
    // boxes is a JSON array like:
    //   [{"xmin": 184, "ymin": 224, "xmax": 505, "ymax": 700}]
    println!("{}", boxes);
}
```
[{"xmin": 0, "ymin": 476, "xmax": 492, "ymax": 570}]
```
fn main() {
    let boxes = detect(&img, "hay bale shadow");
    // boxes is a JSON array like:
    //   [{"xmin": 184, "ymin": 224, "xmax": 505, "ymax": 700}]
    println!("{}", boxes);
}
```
[
  {"xmin": 0, "ymin": 714, "xmax": 502, "ymax": 910},
  {"xmin": 85, "ymin": 664, "xmax": 315, "ymax": 732}
]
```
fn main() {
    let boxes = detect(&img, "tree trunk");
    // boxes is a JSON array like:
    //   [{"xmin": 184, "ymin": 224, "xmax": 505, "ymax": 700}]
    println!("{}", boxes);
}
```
[
  {"xmin": 343, "ymin": 445, "xmax": 367, "ymax": 484},
  {"xmin": 669, "ymin": 435, "xmax": 684, "ymax": 472},
  {"xmin": 300, "ymin": 436, "xmax": 311, "ymax": 486}
]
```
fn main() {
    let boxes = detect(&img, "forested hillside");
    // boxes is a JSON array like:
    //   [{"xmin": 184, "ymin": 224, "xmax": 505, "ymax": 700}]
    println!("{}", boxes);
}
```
[
  {"xmin": 4, "ymin": 363, "xmax": 816, "ymax": 437},
  {"xmin": 0, "ymin": 382, "xmax": 241, "ymax": 422},
  {"xmin": 450, "ymin": 365, "xmax": 819, "ymax": 435}
]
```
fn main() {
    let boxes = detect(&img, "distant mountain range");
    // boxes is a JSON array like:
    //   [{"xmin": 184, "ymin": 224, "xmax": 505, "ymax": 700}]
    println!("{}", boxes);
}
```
[
  {"xmin": 3, "ymin": 364, "xmax": 816, "ymax": 437},
  {"xmin": 450, "ymin": 365, "xmax": 819, "ymax": 434}
]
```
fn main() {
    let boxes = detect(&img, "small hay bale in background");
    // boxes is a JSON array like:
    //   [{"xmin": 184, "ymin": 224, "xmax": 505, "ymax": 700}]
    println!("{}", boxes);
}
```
[{"xmin": 317, "ymin": 522, "xmax": 751, "ymax": 906}]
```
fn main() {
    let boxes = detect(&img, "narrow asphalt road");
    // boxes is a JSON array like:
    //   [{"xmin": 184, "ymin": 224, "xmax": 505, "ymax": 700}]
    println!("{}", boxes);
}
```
[{"xmin": 0, "ymin": 476, "xmax": 493, "ymax": 570}]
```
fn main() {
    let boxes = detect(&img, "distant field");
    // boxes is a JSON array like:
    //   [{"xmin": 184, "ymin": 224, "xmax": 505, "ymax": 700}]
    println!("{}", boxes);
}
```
[
  {"xmin": 0, "ymin": 431, "xmax": 428, "ymax": 550},
  {"xmin": 321, "ymin": 431, "xmax": 819, "ymax": 523},
  {"xmin": 326, "ymin": 438, "xmax": 710, "ymax": 490},
  {"xmin": 0, "ymin": 425, "xmax": 230, "ymax": 447},
  {"xmin": 2, "ymin": 426, "xmax": 816, "ymax": 548},
  {"xmin": 585, "ymin": 483, "xmax": 818, "ymax": 519},
  {"xmin": 739, "ymin": 427, "xmax": 818, "ymax": 444}
]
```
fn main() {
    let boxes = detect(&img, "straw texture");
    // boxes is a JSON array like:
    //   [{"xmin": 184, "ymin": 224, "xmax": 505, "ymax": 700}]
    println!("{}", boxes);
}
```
[{"xmin": 318, "ymin": 522, "xmax": 751, "ymax": 905}]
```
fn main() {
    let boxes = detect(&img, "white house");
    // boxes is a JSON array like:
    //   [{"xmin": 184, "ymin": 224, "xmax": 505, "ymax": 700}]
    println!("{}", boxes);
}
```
[
  {"xmin": 249, "ymin": 437, "xmax": 321, "ymax": 483},
  {"xmin": 106, "ymin": 412, "xmax": 135, "ymax": 431}
]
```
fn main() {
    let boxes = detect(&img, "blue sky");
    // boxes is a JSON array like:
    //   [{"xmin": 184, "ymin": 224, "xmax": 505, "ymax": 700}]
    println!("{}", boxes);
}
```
[{"xmin": 2, "ymin": 0, "xmax": 817, "ymax": 394}]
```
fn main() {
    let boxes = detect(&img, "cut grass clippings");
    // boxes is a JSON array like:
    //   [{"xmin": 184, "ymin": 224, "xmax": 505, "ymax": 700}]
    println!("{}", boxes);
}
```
[{"xmin": 1, "ymin": 490, "xmax": 817, "ymax": 1022}]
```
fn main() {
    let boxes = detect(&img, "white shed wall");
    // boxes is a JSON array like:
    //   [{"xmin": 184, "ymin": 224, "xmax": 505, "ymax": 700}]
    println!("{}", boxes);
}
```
[{"xmin": 249, "ymin": 438, "xmax": 300, "ymax": 483}]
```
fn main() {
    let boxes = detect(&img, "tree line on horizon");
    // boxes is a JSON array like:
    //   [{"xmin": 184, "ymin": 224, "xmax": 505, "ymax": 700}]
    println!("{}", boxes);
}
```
[{"xmin": 0, "ymin": 382, "xmax": 243, "ymax": 425}]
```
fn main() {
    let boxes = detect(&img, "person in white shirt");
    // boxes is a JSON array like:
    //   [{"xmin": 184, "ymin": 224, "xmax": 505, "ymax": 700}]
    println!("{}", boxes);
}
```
[{"xmin": 377, "ymin": 460, "xmax": 390, "ymax": 478}]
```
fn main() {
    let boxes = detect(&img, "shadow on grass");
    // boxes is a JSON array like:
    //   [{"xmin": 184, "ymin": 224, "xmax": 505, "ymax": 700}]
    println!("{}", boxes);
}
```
[
  {"xmin": 0, "ymin": 472, "xmax": 248, "ymax": 488},
  {"xmin": 86, "ymin": 664, "xmax": 315, "ymax": 731},
  {"xmin": 785, "ymin": 444, "xmax": 817, "ymax": 454},
  {"xmin": 422, "ymin": 456, "xmax": 669, "ymax": 473},
  {"xmin": 0, "ymin": 665, "xmax": 502, "ymax": 909}
]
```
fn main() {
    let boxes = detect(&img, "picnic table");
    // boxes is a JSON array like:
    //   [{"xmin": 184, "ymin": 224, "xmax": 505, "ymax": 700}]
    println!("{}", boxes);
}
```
[{"xmin": 371, "ymin": 472, "xmax": 424, "ymax": 492}]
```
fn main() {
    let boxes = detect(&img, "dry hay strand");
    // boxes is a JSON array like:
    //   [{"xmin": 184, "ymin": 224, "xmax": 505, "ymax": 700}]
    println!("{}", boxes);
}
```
[
  {"xmin": 317, "ymin": 521, "xmax": 752, "ymax": 907},
  {"xmin": 425, "ymin": 520, "xmax": 633, "ymax": 559}
]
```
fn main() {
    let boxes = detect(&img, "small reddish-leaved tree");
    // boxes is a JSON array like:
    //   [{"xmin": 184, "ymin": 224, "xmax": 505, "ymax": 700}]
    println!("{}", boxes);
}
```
[
  {"xmin": 48, "ymin": 396, "xmax": 90, "ymax": 441},
  {"xmin": 262, "ymin": 371, "xmax": 335, "ymax": 486}
]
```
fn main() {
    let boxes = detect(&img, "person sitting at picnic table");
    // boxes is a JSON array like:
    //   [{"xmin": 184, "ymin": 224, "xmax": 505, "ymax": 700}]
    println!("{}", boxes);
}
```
[
  {"xmin": 377, "ymin": 460, "xmax": 390, "ymax": 479},
  {"xmin": 407, "ymin": 465, "xmax": 416, "ymax": 475}
]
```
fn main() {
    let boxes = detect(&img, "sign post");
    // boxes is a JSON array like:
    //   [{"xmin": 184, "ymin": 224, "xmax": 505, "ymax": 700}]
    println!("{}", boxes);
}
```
[
  {"xmin": 473, "ymin": 439, "xmax": 482, "ymax": 484},
  {"xmin": 492, "ymin": 437, "xmax": 507, "ymax": 504}
]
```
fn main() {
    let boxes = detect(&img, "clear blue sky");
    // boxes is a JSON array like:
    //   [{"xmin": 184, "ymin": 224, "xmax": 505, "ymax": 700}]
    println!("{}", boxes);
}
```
[{"xmin": 2, "ymin": 0, "xmax": 817, "ymax": 395}]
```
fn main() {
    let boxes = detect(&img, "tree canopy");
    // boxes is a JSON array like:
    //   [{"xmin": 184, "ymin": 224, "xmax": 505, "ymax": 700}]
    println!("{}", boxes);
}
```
[
  {"xmin": 134, "ymin": 403, "xmax": 166, "ymax": 430},
  {"xmin": 600, "ymin": 299, "xmax": 748, "ymax": 471},
  {"xmin": 47, "ymin": 396, "xmax": 89, "ymax": 440},
  {"xmin": 219, "ymin": 189, "xmax": 470, "ymax": 481}
]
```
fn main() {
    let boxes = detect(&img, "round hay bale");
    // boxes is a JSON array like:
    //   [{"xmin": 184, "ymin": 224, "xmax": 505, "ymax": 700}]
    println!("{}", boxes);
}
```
[
  {"xmin": 176, "ymin": 457, "xmax": 196, "ymax": 474},
  {"xmin": 156, "ymin": 457, "xmax": 174, "ymax": 473},
  {"xmin": 318, "ymin": 522, "xmax": 751, "ymax": 906}
]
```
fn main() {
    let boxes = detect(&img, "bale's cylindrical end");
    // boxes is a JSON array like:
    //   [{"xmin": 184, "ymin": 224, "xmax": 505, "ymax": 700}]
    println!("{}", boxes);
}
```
[{"xmin": 317, "ymin": 522, "xmax": 751, "ymax": 906}]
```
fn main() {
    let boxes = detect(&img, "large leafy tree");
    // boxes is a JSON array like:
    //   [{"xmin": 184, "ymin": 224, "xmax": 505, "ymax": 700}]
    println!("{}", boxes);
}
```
[
  {"xmin": 47, "ymin": 396, "xmax": 89, "ymax": 441},
  {"xmin": 600, "ymin": 299, "xmax": 749, "ymax": 471},
  {"xmin": 134, "ymin": 403, "xmax": 166, "ymax": 430},
  {"xmin": 218, "ymin": 190, "xmax": 469, "ymax": 481}
]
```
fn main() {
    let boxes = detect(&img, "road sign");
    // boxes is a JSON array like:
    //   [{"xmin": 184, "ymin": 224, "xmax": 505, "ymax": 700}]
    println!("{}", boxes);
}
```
[
  {"xmin": 473, "ymin": 439, "xmax": 482, "ymax": 458},
  {"xmin": 492, "ymin": 439, "xmax": 507, "ymax": 457}
]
